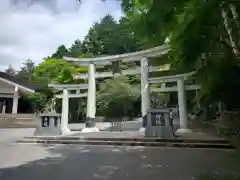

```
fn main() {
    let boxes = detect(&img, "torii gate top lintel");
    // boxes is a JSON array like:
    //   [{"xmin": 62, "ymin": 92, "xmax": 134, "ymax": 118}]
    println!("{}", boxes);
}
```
[
  {"xmin": 48, "ymin": 83, "xmax": 88, "ymax": 90},
  {"xmin": 148, "ymin": 72, "xmax": 196, "ymax": 83},
  {"xmin": 63, "ymin": 44, "xmax": 170, "ymax": 65}
]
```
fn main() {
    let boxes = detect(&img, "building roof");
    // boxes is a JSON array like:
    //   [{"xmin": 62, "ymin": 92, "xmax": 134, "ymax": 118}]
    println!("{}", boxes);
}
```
[{"xmin": 0, "ymin": 72, "xmax": 41, "ymax": 93}]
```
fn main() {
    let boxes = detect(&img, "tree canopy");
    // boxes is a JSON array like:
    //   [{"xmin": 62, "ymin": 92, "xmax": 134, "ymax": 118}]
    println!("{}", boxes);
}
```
[
  {"xmin": 32, "ymin": 58, "xmax": 78, "ymax": 85},
  {"xmin": 17, "ymin": 59, "xmax": 35, "ymax": 82},
  {"xmin": 119, "ymin": 0, "xmax": 240, "ymax": 110},
  {"xmin": 5, "ymin": 65, "xmax": 16, "ymax": 76}
]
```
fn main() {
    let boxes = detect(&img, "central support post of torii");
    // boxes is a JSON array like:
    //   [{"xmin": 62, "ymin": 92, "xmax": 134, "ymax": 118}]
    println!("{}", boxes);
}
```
[
  {"xmin": 82, "ymin": 63, "xmax": 99, "ymax": 132},
  {"xmin": 139, "ymin": 57, "xmax": 150, "ymax": 133},
  {"xmin": 61, "ymin": 89, "xmax": 70, "ymax": 133},
  {"xmin": 149, "ymin": 72, "xmax": 197, "ymax": 136},
  {"xmin": 175, "ymin": 77, "xmax": 192, "ymax": 135}
]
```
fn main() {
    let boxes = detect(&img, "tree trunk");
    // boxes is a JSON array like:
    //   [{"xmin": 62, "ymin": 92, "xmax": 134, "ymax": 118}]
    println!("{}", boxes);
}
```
[
  {"xmin": 220, "ymin": 4, "xmax": 240, "ymax": 57},
  {"xmin": 229, "ymin": 3, "xmax": 240, "ymax": 45}
]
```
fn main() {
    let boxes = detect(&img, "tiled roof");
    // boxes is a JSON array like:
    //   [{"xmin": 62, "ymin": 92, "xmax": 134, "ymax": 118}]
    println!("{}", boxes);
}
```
[{"xmin": 0, "ymin": 72, "xmax": 41, "ymax": 91}]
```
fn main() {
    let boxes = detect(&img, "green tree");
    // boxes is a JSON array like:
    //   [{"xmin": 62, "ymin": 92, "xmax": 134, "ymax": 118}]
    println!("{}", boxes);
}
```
[
  {"xmin": 82, "ymin": 14, "xmax": 142, "ymax": 56},
  {"xmin": 51, "ymin": 45, "xmax": 70, "ymax": 59},
  {"xmin": 120, "ymin": 0, "xmax": 240, "ymax": 110},
  {"xmin": 97, "ymin": 76, "xmax": 140, "ymax": 120},
  {"xmin": 5, "ymin": 65, "xmax": 16, "ymax": 76},
  {"xmin": 32, "ymin": 58, "xmax": 77, "ymax": 85},
  {"xmin": 28, "ymin": 92, "xmax": 48, "ymax": 113},
  {"xmin": 17, "ymin": 59, "xmax": 35, "ymax": 82},
  {"xmin": 69, "ymin": 39, "xmax": 82, "ymax": 57},
  {"xmin": 32, "ymin": 58, "xmax": 86, "ymax": 116},
  {"xmin": 81, "ymin": 15, "xmax": 143, "ymax": 74}
]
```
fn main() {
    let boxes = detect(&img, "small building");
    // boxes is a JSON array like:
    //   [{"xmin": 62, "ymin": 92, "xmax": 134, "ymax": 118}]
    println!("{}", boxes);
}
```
[{"xmin": 0, "ymin": 72, "xmax": 40, "ymax": 114}]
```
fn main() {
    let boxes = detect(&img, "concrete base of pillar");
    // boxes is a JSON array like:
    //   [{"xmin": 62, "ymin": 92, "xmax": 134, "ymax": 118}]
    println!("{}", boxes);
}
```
[
  {"xmin": 61, "ymin": 128, "xmax": 71, "ymax": 135},
  {"xmin": 86, "ymin": 117, "xmax": 96, "ymax": 128},
  {"xmin": 138, "ymin": 127, "xmax": 146, "ymax": 134},
  {"xmin": 81, "ymin": 127, "xmax": 99, "ymax": 133},
  {"xmin": 175, "ymin": 128, "xmax": 193, "ymax": 136}
]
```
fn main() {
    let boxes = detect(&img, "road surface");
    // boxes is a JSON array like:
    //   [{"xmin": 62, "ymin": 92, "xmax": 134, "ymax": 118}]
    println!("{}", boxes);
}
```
[{"xmin": 0, "ymin": 142, "xmax": 234, "ymax": 180}]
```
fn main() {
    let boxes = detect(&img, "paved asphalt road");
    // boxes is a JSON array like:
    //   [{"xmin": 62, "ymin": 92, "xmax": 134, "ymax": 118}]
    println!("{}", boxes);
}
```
[
  {"xmin": 0, "ymin": 143, "xmax": 234, "ymax": 180},
  {"xmin": 0, "ymin": 128, "xmax": 236, "ymax": 180}
]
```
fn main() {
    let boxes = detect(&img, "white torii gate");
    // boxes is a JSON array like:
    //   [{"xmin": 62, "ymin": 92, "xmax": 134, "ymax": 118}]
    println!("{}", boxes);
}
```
[
  {"xmin": 75, "ymin": 64, "xmax": 171, "ymax": 79},
  {"xmin": 62, "ymin": 44, "xmax": 198, "ymax": 134},
  {"xmin": 63, "ymin": 44, "xmax": 169, "ymax": 132},
  {"xmin": 148, "ymin": 72, "xmax": 200, "ymax": 134},
  {"xmin": 48, "ymin": 83, "xmax": 88, "ymax": 133}
]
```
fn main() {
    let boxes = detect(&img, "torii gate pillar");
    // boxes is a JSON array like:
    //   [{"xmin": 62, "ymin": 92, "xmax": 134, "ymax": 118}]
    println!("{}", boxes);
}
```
[
  {"xmin": 82, "ymin": 63, "xmax": 99, "ymax": 132},
  {"xmin": 175, "ymin": 77, "xmax": 192, "ymax": 135},
  {"xmin": 139, "ymin": 57, "xmax": 150, "ymax": 133},
  {"xmin": 61, "ymin": 89, "xmax": 70, "ymax": 133}
]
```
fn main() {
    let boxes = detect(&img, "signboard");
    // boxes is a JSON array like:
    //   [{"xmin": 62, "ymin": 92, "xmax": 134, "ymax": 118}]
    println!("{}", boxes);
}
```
[
  {"xmin": 151, "ymin": 112, "xmax": 165, "ymax": 126},
  {"xmin": 41, "ymin": 116, "xmax": 50, "ymax": 127}
]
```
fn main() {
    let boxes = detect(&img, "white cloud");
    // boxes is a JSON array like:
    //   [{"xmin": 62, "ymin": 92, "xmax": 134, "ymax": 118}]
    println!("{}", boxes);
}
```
[{"xmin": 0, "ymin": 0, "xmax": 122, "ymax": 70}]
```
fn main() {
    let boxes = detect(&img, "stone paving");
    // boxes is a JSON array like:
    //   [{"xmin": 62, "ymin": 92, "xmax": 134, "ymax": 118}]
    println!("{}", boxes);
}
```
[
  {"xmin": 67, "ymin": 130, "xmax": 224, "ymax": 141},
  {"xmin": 68, "ymin": 118, "xmax": 144, "ymax": 131},
  {"xmin": 0, "ymin": 128, "xmax": 35, "ymax": 143},
  {"xmin": 69, "ymin": 117, "xmax": 180, "ymax": 132}
]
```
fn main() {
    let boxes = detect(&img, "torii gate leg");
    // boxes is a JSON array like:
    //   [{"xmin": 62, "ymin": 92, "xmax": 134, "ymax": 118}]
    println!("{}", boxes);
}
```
[
  {"xmin": 61, "ymin": 89, "xmax": 70, "ymax": 134},
  {"xmin": 82, "ymin": 63, "xmax": 99, "ymax": 132},
  {"xmin": 139, "ymin": 57, "xmax": 150, "ymax": 133},
  {"xmin": 175, "ymin": 77, "xmax": 192, "ymax": 135}
]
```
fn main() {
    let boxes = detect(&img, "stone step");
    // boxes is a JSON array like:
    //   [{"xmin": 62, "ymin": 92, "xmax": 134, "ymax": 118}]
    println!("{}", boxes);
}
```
[
  {"xmin": 18, "ymin": 139, "xmax": 233, "ymax": 149},
  {"xmin": 24, "ymin": 136, "xmax": 229, "ymax": 144},
  {"xmin": 0, "ymin": 114, "xmax": 37, "ymax": 128}
]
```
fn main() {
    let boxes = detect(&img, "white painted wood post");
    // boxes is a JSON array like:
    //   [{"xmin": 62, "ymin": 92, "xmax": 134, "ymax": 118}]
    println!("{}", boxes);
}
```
[
  {"xmin": 83, "ymin": 62, "xmax": 99, "ymax": 132},
  {"xmin": 139, "ymin": 57, "xmax": 150, "ymax": 132},
  {"xmin": 61, "ymin": 89, "xmax": 70, "ymax": 132},
  {"xmin": 12, "ymin": 86, "xmax": 19, "ymax": 114},
  {"xmin": 176, "ymin": 77, "xmax": 192, "ymax": 135}
]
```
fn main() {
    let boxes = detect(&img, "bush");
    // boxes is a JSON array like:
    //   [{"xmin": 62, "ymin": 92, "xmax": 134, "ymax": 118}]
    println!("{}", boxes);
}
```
[
  {"xmin": 217, "ymin": 112, "xmax": 240, "ymax": 139},
  {"xmin": 97, "ymin": 76, "xmax": 140, "ymax": 120}
]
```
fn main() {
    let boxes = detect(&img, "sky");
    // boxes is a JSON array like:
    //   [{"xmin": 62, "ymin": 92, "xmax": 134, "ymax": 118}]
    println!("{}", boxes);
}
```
[{"xmin": 0, "ymin": 0, "xmax": 122, "ymax": 70}]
